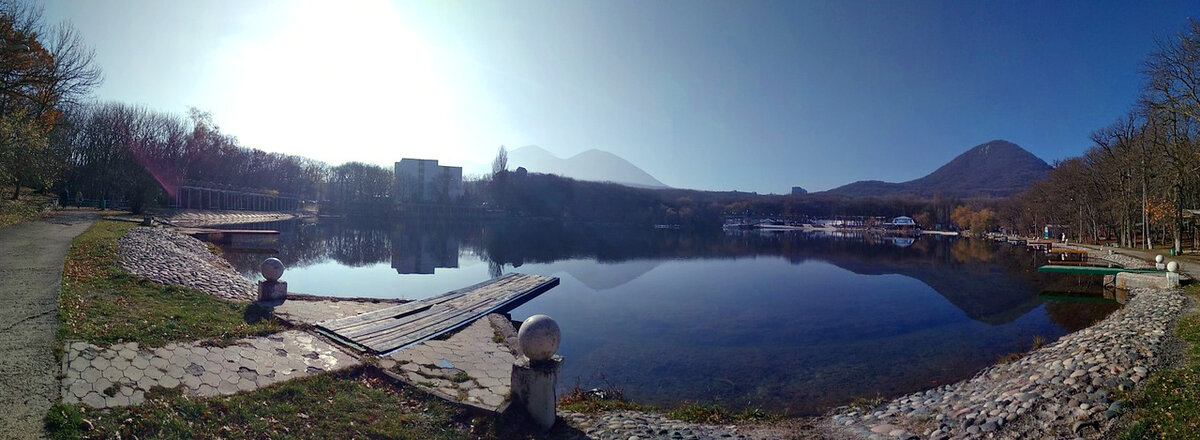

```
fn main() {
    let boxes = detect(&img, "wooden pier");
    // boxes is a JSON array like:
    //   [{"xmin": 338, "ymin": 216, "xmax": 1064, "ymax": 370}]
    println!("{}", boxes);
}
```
[{"xmin": 315, "ymin": 274, "xmax": 559, "ymax": 355}]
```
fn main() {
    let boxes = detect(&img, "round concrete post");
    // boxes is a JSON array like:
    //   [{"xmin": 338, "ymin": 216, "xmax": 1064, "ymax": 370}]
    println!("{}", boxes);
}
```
[
  {"xmin": 511, "ymin": 314, "xmax": 562, "ymax": 431},
  {"xmin": 257, "ymin": 258, "xmax": 288, "ymax": 302}
]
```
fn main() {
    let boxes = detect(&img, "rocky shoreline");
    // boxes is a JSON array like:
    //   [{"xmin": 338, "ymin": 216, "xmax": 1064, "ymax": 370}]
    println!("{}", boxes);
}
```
[
  {"xmin": 825, "ymin": 287, "xmax": 1186, "ymax": 439},
  {"xmin": 117, "ymin": 227, "xmax": 256, "ymax": 301},
  {"xmin": 110, "ymin": 224, "xmax": 1192, "ymax": 439}
]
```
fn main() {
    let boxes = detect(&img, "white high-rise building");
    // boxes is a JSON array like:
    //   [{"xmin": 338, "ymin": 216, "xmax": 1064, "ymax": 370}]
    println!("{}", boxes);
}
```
[{"xmin": 393, "ymin": 159, "xmax": 463, "ymax": 202}]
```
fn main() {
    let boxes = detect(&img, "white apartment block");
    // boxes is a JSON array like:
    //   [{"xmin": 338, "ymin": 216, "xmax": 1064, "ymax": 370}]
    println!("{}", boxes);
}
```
[{"xmin": 393, "ymin": 159, "xmax": 463, "ymax": 202}]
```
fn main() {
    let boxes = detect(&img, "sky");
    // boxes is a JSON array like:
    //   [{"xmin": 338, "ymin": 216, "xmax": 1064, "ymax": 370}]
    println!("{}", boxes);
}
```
[{"xmin": 41, "ymin": 0, "xmax": 1200, "ymax": 193}]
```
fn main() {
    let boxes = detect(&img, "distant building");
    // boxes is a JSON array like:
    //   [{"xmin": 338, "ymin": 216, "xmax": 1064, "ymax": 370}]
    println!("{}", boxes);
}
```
[
  {"xmin": 393, "ymin": 159, "xmax": 463, "ymax": 202},
  {"xmin": 791, "ymin": 186, "xmax": 808, "ymax": 195},
  {"xmin": 886, "ymin": 216, "xmax": 919, "ymax": 234}
]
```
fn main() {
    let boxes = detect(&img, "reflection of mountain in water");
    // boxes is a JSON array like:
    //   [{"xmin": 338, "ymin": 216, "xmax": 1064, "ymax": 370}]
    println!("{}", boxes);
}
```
[
  {"xmin": 545, "ymin": 259, "xmax": 663, "ymax": 291},
  {"xmin": 219, "ymin": 219, "xmax": 1103, "ymax": 326}
]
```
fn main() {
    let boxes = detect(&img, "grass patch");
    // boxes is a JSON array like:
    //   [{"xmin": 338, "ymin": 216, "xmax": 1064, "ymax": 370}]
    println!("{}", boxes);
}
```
[
  {"xmin": 665, "ymin": 401, "xmax": 779, "ymax": 424},
  {"xmin": 558, "ymin": 380, "xmax": 781, "ymax": 423},
  {"xmin": 846, "ymin": 395, "xmax": 886, "ymax": 412},
  {"xmin": 0, "ymin": 188, "xmax": 53, "ymax": 229},
  {"xmin": 558, "ymin": 381, "xmax": 655, "ymax": 413},
  {"xmin": 1119, "ymin": 284, "xmax": 1200, "ymax": 439},
  {"xmin": 44, "ymin": 369, "xmax": 476, "ymax": 440},
  {"xmin": 58, "ymin": 220, "xmax": 282, "ymax": 348}
]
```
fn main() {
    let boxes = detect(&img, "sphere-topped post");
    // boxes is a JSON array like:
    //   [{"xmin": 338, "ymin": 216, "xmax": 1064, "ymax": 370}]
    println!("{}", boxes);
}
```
[
  {"xmin": 511, "ymin": 314, "xmax": 563, "ymax": 431},
  {"xmin": 257, "ymin": 257, "xmax": 288, "ymax": 302}
]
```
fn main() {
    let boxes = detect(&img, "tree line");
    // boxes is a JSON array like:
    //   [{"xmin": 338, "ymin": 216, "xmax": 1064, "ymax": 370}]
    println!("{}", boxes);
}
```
[
  {"xmin": 988, "ymin": 20, "xmax": 1200, "ymax": 254},
  {"xmin": 0, "ymin": 3, "xmax": 398, "ymax": 212}
]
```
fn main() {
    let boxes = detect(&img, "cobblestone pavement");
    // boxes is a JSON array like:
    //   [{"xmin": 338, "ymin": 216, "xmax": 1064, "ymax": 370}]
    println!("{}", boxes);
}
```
[
  {"xmin": 382, "ymin": 315, "xmax": 517, "ymax": 411},
  {"xmin": 118, "ymin": 227, "xmax": 257, "ymax": 301},
  {"xmin": 269, "ymin": 298, "xmax": 404, "ymax": 326},
  {"xmin": 61, "ymin": 330, "xmax": 358, "ymax": 408}
]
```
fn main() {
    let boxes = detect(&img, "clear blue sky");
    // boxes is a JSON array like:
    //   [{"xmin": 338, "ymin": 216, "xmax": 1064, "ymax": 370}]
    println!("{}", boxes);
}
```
[{"xmin": 41, "ymin": 0, "xmax": 1200, "ymax": 193}]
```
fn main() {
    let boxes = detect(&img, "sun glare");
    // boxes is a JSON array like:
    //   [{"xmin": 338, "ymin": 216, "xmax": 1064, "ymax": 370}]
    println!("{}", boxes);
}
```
[{"xmin": 208, "ymin": 0, "xmax": 468, "ymax": 166}]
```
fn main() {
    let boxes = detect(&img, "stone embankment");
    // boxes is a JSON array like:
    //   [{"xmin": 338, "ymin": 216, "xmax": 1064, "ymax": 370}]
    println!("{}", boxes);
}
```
[
  {"xmin": 157, "ymin": 210, "xmax": 298, "ymax": 227},
  {"xmin": 117, "ymin": 227, "xmax": 256, "ymax": 301},
  {"xmin": 1070, "ymin": 245, "xmax": 1155, "ymax": 270},
  {"xmin": 826, "ymin": 287, "xmax": 1185, "ymax": 439}
]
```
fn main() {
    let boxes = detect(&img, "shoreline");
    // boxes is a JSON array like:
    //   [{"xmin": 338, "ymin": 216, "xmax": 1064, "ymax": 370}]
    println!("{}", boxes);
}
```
[
  {"xmin": 98, "ymin": 221, "xmax": 1193, "ymax": 439},
  {"xmin": 823, "ymin": 286, "xmax": 1185, "ymax": 439}
]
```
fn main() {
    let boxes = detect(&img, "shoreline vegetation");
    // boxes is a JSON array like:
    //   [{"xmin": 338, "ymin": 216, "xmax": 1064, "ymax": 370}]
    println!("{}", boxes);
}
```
[
  {"xmin": 57, "ymin": 220, "xmax": 281, "ymax": 349},
  {"xmin": 4, "ymin": 0, "xmax": 1200, "ymax": 436},
  {"xmin": 40, "ymin": 214, "xmax": 1200, "ymax": 439}
]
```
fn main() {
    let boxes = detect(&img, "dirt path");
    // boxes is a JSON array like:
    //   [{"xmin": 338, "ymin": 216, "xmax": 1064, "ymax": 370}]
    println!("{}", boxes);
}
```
[{"xmin": 0, "ymin": 210, "xmax": 96, "ymax": 439}]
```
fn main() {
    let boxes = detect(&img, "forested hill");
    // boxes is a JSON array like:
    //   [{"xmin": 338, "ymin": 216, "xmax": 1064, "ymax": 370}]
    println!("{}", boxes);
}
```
[{"xmin": 822, "ymin": 140, "xmax": 1051, "ymax": 198}]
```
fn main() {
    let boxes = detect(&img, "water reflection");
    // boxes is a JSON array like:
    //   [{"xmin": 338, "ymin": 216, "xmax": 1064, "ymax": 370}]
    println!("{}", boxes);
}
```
[
  {"xmin": 219, "ymin": 220, "xmax": 1114, "ymax": 328},
  {"xmin": 217, "ymin": 220, "xmax": 1118, "ymax": 414}
]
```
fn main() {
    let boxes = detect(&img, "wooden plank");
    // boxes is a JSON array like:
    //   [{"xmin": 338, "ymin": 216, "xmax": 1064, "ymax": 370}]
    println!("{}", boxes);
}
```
[
  {"xmin": 361, "ymin": 307, "xmax": 481, "ymax": 351},
  {"xmin": 348, "ymin": 277, "xmax": 531, "ymax": 341},
  {"xmin": 318, "ymin": 273, "xmax": 559, "ymax": 355},
  {"xmin": 332, "ymin": 303, "xmax": 441, "ymax": 339},
  {"xmin": 373, "ymin": 276, "xmax": 560, "ymax": 354},
  {"xmin": 355, "ymin": 294, "xmax": 499, "ymax": 343},
  {"xmin": 318, "ymin": 301, "xmax": 437, "ymax": 332},
  {"xmin": 361, "ymin": 277, "xmax": 553, "ymax": 351},
  {"xmin": 317, "ymin": 274, "xmax": 523, "ymax": 331}
]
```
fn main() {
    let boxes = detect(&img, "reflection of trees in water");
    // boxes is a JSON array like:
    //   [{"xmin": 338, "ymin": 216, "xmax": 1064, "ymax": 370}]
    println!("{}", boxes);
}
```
[
  {"xmin": 219, "ymin": 219, "xmax": 390, "ymax": 273},
  {"xmin": 220, "ymin": 220, "xmax": 1115, "ymax": 327},
  {"xmin": 1044, "ymin": 300, "xmax": 1120, "ymax": 332},
  {"xmin": 951, "ymin": 238, "xmax": 995, "ymax": 263}
]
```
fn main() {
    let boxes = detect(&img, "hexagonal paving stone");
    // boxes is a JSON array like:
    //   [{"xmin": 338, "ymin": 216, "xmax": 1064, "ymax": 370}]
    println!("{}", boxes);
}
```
[
  {"xmin": 101, "ymin": 366, "xmax": 124, "ymax": 381},
  {"xmin": 81, "ymin": 392, "xmax": 106, "ymax": 408},
  {"xmin": 130, "ymin": 356, "xmax": 150, "ymax": 370}
]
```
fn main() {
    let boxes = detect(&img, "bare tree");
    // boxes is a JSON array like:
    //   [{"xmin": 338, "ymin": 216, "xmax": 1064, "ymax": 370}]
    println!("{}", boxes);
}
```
[{"xmin": 492, "ymin": 145, "xmax": 508, "ymax": 177}]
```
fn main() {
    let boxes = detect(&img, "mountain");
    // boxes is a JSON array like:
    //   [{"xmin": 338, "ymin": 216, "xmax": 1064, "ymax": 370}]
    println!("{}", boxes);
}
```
[
  {"xmin": 507, "ymin": 146, "xmax": 669, "ymax": 189},
  {"xmin": 822, "ymin": 140, "xmax": 1051, "ymax": 198}
]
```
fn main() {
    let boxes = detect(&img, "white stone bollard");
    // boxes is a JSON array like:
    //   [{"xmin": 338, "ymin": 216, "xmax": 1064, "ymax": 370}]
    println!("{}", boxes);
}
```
[
  {"xmin": 1156, "ymin": 254, "xmax": 1166, "ymax": 270},
  {"xmin": 257, "ymin": 257, "xmax": 288, "ymax": 301},
  {"xmin": 511, "ymin": 314, "xmax": 562, "ymax": 431},
  {"xmin": 1167, "ymin": 261, "xmax": 1181, "ymax": 288}
]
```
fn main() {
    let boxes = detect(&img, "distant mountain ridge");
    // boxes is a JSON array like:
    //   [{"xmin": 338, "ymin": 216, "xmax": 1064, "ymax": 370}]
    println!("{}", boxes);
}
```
[
  {"xmin": 507, "ymin": 145, "xmax": 669, "ymax": 189},
  {"xmin": 822, "ymin": 140, "xmax": 1051, "ymax": 198}
]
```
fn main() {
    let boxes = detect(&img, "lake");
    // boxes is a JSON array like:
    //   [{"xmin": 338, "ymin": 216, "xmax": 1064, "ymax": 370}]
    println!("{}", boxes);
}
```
[{"xmin": 218, "ymin": 219, "xmax": 1118, "ymax": 416}]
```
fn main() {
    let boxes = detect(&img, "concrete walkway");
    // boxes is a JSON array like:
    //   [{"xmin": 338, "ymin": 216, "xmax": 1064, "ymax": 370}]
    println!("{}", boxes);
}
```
[
  {"xmin": 0, "ymin": 210, "xmax": 96, "ymax": 439},
  {"xmin": 61, "ymin": 330, "xmax": 358, "ymax": 408},
  {"xmin": 1074, "ymin": 243, "xmax": 1200, "ymax": 276},
  {"xmin": 382, "ymin": 315, "xmax": 518, "ymax": 411}
]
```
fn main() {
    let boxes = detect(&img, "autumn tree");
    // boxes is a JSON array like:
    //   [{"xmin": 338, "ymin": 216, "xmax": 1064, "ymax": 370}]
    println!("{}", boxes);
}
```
[
  {"xmin": 0, "ymin": 2, "xmax": 100, "ymax": 199},
  {"xmin": 951, "ymin": 205, "xmax": 974, "ymax": 231}
]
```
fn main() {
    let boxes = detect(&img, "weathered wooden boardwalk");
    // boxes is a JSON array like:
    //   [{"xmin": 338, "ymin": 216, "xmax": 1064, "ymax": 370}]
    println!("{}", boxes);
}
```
[{"xmin": 315, "ymin": 274, "xmax": 559, "ymax": 354}]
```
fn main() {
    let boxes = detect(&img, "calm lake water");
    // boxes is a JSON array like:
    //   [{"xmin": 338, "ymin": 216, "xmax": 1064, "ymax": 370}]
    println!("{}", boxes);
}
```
[{"xmin": 218, "ymin": 219, "xmax": 1117, "ymax": 416}]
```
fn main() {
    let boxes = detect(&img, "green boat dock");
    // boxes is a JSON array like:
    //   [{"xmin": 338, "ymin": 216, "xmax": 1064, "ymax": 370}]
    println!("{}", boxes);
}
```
[{"xmin": 1037, "ymin": 265, "xmax": 1164, "ymax": 275}]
